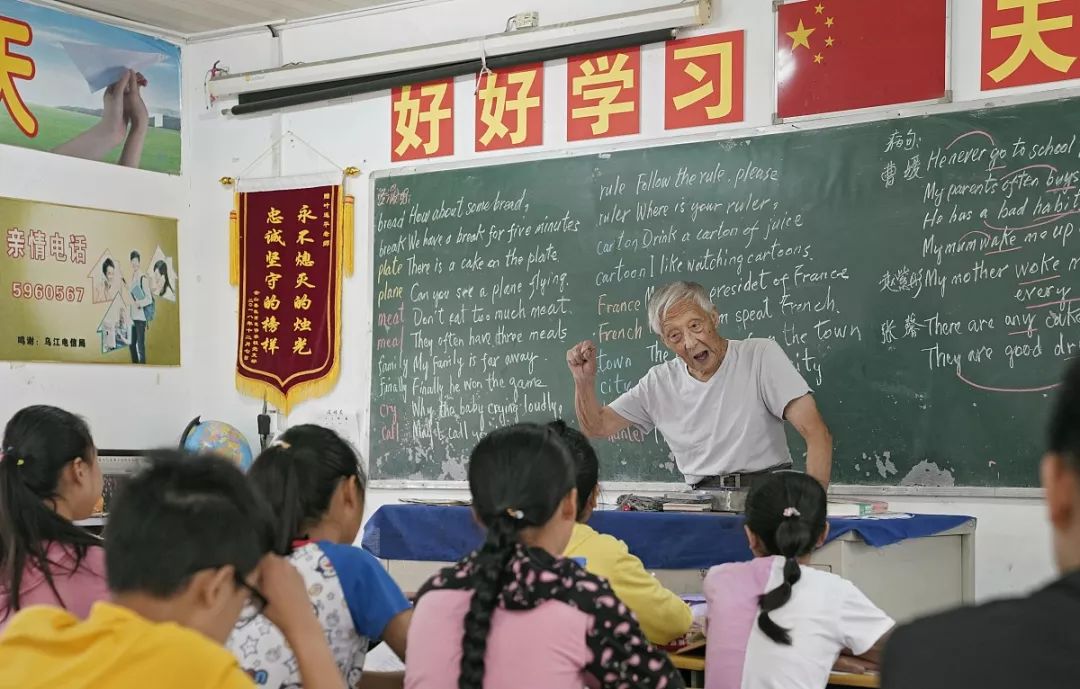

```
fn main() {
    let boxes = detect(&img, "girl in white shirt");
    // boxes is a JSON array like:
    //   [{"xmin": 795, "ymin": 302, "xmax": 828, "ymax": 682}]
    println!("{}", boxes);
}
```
[{"xmin": 704, "ymin": 472, "xmax": 893, "ymax": 689}]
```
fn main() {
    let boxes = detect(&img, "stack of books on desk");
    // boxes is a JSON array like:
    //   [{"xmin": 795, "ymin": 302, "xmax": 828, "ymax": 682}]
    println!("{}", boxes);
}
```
[
  {"xmin": 660, "ymin": 493, "xmax": 714, "ymax": 512},
  {"xmin": 826, "ymin": 498, "xmax": 889, "ymax": 517}
]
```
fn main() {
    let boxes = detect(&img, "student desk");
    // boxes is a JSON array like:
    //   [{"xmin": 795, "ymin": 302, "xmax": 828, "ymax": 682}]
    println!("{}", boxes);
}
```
[
  {"xmin": 363, "ymin": 505, "xmax": 975, "ymax": 622},
  {"xmin": 668, "ymin": 652, "xmax": 880, "ymax": 688}
]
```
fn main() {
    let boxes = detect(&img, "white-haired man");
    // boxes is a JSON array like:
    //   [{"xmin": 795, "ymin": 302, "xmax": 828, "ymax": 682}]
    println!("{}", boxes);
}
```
[{"xmin": 566, "ymin": 281, "xmax": 832, "ymax": 488}]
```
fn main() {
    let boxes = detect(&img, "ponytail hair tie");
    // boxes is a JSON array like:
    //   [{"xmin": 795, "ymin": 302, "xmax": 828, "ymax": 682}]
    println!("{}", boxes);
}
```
[
  {"xmin": 0, "ymin": 447, "xmax": 23, "ymax": 466},
  {"xmin": 505, "ymin": 508, "xmax": 525, "ymax": 521},
  {"xmin": 782, "ymin": 507, "xmax": 801, "ymax": 518},
  {"xmin": 271, "ymin": 440, "xmax": 291, "ymax": 450}
]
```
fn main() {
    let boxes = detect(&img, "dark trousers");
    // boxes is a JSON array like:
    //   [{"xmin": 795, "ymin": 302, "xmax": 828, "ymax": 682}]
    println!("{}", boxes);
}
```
[
  {"xmin": 691, "ymin": 462, "xmax": 794, "ymax": 491},
  {"xmin": 129, "ymin": 320, "xmax": 146, "ymax": 364}
]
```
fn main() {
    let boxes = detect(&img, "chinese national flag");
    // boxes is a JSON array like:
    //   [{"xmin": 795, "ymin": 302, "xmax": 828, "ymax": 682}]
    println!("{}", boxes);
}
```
[
  {"xmin": 982, "ymin": 0, "xmax": 1080, "ymax": 91},
  {"xmin": 776, "ymin": 0, "xmax": 946, "ymax": 118}
]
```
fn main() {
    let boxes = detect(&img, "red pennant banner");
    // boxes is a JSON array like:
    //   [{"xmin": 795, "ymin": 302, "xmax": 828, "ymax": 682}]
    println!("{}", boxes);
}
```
[{"xmin": 236, "ymin": 185, "xmax": 342, "ymax": 412}]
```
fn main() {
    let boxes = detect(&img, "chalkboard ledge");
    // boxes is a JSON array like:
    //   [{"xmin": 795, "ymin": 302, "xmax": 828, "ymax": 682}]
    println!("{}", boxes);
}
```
[{"xmin": 366, "ymin": 480, "xmax": 1043, "ymax": 498}]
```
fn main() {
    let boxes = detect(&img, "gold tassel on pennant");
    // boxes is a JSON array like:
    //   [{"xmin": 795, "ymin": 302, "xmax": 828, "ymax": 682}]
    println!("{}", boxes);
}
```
[
  {"xmin": 234, "ymin": 374, "xmax": 289, "ymax": 414},
  {"xmin": 223, "ymin": 139, "xmax": 360, "ymax": 413},
  {"xmin": 229, "ymin": 191, "xmax": 240, "ymax": 286},
  {"xmin": 342, "ymin": 194, "xmax": 355, "ymax": 277}
]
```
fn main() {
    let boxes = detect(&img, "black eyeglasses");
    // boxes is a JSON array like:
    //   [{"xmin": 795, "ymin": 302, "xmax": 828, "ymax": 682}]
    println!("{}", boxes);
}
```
[{"xmin": 234, "ymin": 572, "xmax": 268, "ymax": 617}]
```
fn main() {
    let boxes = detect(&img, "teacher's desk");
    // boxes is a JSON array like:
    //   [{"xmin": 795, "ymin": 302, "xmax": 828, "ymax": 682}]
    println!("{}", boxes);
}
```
[{"xmin": 362, "ymin": 505, "xmax": 975, "ymax": 623}]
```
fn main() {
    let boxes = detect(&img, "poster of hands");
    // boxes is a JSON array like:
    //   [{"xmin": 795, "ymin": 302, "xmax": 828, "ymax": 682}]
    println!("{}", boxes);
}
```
[{"xmin": 0, "ymin": 0, "xmax": 181, "ymax": 174}]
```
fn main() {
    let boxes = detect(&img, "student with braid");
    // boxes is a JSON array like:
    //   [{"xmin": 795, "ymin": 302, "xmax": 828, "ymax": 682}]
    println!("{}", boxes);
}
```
[
  {"xmin": 704, "ymin": 472, "xmax": 892, "ymax": 689},
  {"xmin": 405, "ymin": 423, "xmax": 683, "ymax": 689}
]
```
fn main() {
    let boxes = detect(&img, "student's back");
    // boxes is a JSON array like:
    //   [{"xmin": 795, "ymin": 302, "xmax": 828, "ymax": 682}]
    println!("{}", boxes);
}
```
[
  {"xmin": 0, "ymin": 544, "xmax": 107, "ymax": 631},
  {"xmin": 405, "ymin": 423, "xmax": 682, "ymax": 689},
  {"xmin": 551, "ymin": 420, "xmax": 692, "ymax": 645},
  {"xmin": 410, "ymin": 547, "xmax": 638, "ymax": 689},
  {"xmin": 704, "ymin": 473, "xmax": 891, "ymax": 689},
  {"xmin": 706, "ymin": 557, "xmax": 889, "ymax": 689},
  {"xmin": 228, "ymin": 426, "xmax": 410, "ymax": 688},
  {"xmin": 0, "ymin": 451, "xmax": 347, "ymax": 689},
  {"xmin": 0, "ymin": 597, "xmax": 248, "ymax": 689},
  {"xmin": 882, "ymin": 360, "xmax": 1080, "ymax": 689},
  {"xmin": 0, "ymin": 406, "xmax": 107, "ymax": 632},
  {"xmin": 882, "ymin": 576, "xmax": 1080, "ymax": 689},
  {"xmin": 230, "ymin": 540, "xmax": 405, "ymax": 687}
]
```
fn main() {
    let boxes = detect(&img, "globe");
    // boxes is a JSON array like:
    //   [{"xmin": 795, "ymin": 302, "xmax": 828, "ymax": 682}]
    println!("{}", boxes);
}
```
[{"xmin": 181, "ymin": 417, "xmax": 254, "ymax": 471}]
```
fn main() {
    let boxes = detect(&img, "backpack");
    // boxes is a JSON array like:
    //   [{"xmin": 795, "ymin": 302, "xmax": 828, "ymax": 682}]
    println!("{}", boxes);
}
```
[{"xmin": 132, "ymin": 275, "xmax": 155, "ymax": 323}]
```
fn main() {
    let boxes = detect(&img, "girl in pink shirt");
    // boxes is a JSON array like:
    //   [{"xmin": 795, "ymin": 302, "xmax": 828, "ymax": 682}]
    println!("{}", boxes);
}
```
[
  {"xmin": 704, "ymin": 472, "xmax": 893, "ymax": 689},
  {"xmin": 405, "ymin": 423, "xmax": 682, "ymax": 689},
  {"xmin": 0, "ymin": 405, "xmax": 107, "ymax": 632}
]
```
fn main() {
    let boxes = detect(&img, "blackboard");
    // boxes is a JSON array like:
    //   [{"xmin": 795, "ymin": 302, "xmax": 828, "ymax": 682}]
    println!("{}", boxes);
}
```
[{"xmin": 369, "ymin": 96, "xmax": 1080, "ymax": 488}]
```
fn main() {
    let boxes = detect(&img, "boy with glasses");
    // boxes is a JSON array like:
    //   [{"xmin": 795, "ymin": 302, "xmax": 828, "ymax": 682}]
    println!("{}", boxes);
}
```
[{"xmin": 0, "ymin": 451, "xmax": 345, "ymax": 689}]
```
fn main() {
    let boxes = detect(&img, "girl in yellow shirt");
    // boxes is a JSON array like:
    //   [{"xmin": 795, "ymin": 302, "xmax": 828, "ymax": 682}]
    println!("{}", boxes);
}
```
[{"xmin": 551, "ymin": 421, "xmax": 693, "ymax": 645}]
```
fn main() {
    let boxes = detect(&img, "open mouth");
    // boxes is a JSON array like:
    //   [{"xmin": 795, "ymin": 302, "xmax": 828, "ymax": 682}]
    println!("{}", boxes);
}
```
[{"xmin": 692, "ymin": 350, "xmax": 710, "ymax": 364}]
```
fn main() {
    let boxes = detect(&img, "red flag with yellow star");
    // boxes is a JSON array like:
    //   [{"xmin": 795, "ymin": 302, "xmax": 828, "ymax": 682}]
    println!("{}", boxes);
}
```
[{"xmin": 776, "ymin": 0, "xmax": 946, "ymax": 118}]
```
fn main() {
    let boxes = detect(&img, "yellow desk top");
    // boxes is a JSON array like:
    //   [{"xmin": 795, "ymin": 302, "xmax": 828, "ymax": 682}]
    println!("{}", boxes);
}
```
[
  {"xmin": 826, "ymin": 674, "xmax": 881, "ymax": 688},
  {"xmin": 667, "ymin": 653, "xmax": 880, "ymax": 688},
  {"xmin": 668, "ymin": 653, "xmax": 705, "ymax": 672}
]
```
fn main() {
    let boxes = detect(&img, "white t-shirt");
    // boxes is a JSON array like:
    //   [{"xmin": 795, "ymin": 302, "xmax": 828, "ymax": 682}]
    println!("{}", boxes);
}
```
[
  {"xmin": 227, "ymin": 541, "xmax": 410, "ymax": 688},
  {"xmin": 704, "ymin": 556, "xmax": 894, "ymax": 689},
  {"xmin": 608, "ymin": 338, "xmax": 811, "ymax": 483}
]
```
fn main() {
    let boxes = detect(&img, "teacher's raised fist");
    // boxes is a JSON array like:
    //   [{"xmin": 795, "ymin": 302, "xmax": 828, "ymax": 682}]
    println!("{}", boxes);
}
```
[{"xmin": 566, "ymin": 340, "xmax": 597, "ymax": 380}]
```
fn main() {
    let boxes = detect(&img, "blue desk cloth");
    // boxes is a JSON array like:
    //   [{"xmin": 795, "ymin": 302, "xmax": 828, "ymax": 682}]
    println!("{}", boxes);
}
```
[{"xmin": 362, "ymin": 505, "xmax": 973, "ymax": 570}]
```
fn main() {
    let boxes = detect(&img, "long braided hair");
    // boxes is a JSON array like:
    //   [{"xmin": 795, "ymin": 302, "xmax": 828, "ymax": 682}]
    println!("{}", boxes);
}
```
[{"xmin": 458, "ymin": 423, "xmax": 575, "ymax": 689}]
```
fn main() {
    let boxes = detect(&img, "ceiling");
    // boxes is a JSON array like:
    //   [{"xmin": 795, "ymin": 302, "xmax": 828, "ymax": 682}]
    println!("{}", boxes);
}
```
[{"xmin": 58, "ymin": 0, "xmax": 410, "ymax": 35}]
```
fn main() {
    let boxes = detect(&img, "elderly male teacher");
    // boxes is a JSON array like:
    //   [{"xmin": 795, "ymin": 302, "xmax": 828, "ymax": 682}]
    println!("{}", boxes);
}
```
[{"xmin": 566, "ymin": 281, "xmax": 833, "ymax": 488}]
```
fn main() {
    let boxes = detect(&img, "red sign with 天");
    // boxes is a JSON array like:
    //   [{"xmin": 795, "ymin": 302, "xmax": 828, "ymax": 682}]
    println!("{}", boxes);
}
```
[{"xmin": 981, "ymin": 0, "xmax": 1080, "ymax": 90}]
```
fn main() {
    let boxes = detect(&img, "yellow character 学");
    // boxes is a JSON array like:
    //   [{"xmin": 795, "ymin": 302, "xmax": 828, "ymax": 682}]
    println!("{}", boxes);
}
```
[{"xmin": 571, "ymin": 53, "xmax": 636, "ymax": 136}]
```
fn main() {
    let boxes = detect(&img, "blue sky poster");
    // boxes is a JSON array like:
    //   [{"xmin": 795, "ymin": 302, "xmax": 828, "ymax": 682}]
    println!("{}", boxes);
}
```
[{"xmin": 0, "ymin": 0, "xmax": 181, "ymax": 173}]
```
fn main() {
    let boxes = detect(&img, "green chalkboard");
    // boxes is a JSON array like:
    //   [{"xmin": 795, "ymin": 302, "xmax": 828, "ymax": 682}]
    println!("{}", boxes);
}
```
[{"xmin": 369, "ymin": 97, "xmax": 1080, "ymax": 488}]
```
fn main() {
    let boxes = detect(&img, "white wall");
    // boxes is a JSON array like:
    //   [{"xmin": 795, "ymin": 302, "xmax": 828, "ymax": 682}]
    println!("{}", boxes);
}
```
[
  {"xmin": 0, "ymin": 128, "xmax": 191, "ymax": 448},
  {"xmin": 181, "ymin": 33, "xmax": 278, "ymax": 444},
  {"xmin": 179, "ymin": 0, "xmax": 1080, "ymax": 601}
]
